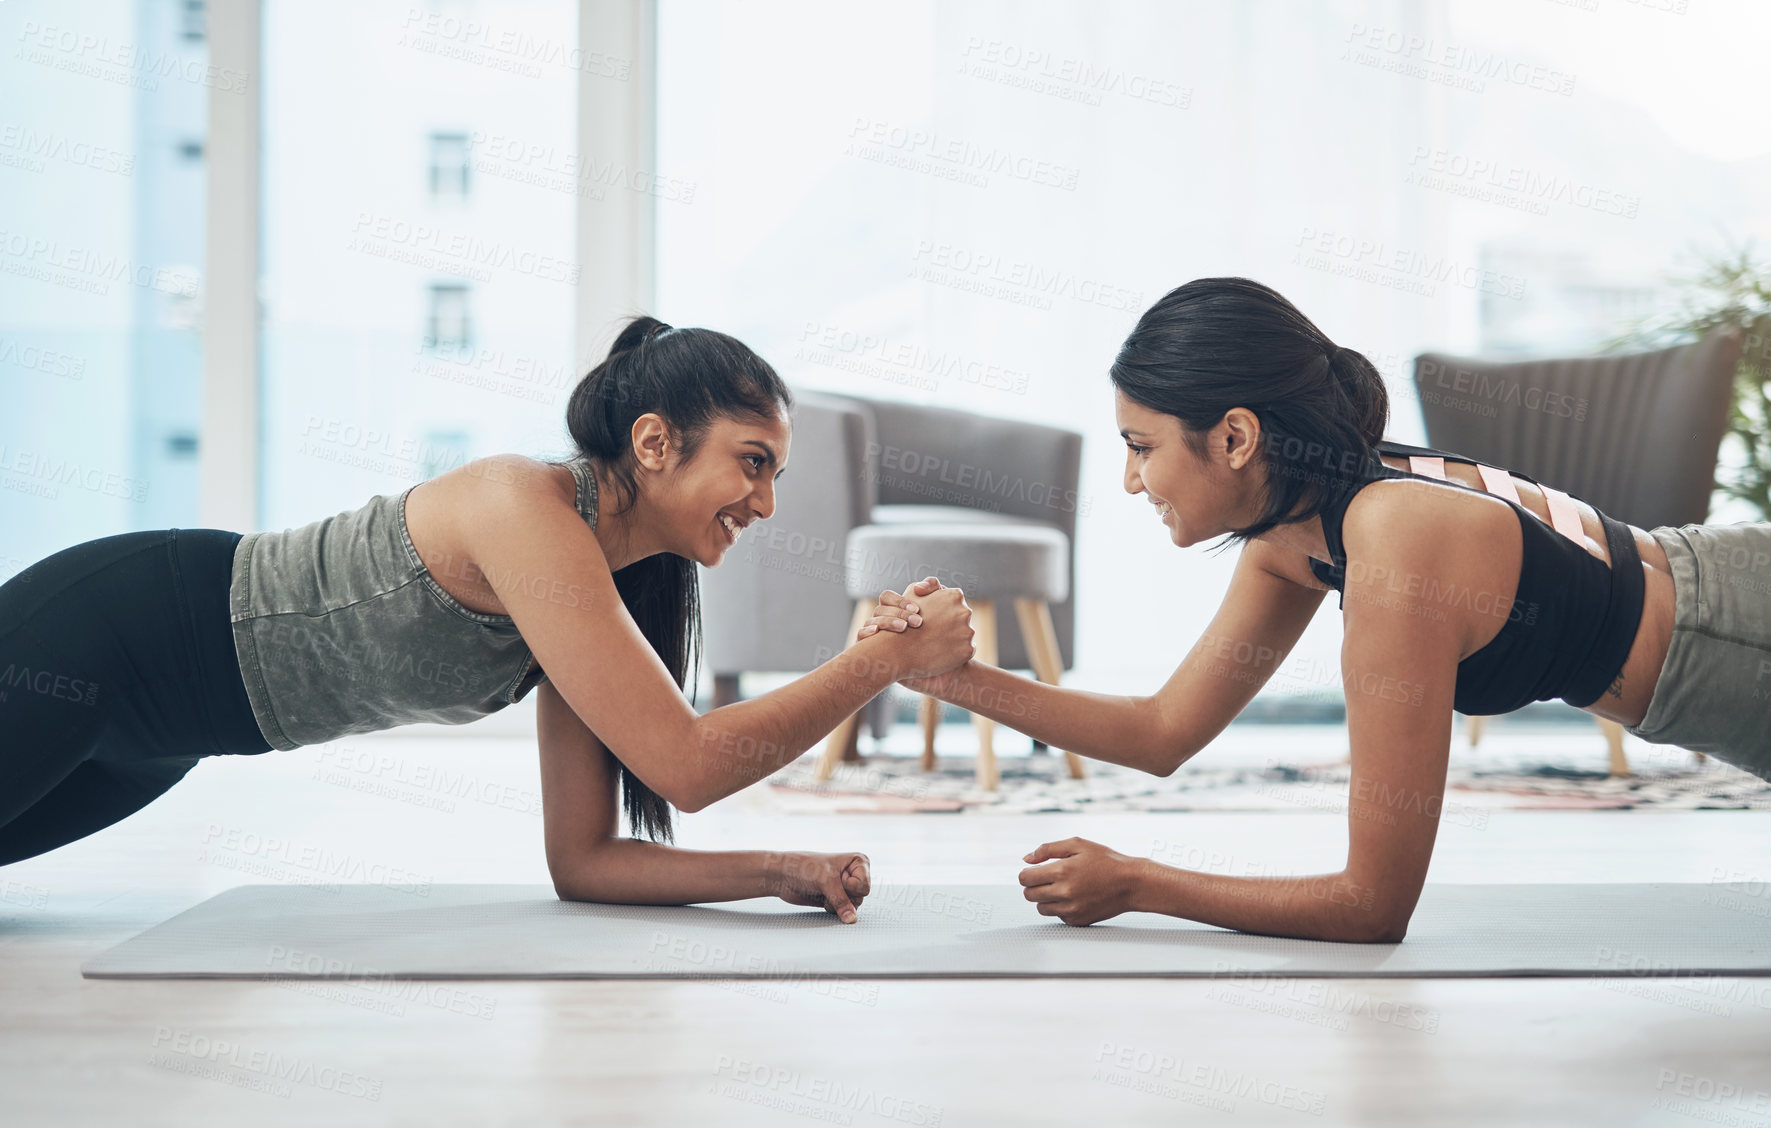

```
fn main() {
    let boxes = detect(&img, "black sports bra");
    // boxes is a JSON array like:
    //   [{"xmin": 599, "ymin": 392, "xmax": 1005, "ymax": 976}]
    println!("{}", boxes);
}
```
[{"xmin": 1306, "ymin": 439, "xmax": 1645, "ymax": 715}]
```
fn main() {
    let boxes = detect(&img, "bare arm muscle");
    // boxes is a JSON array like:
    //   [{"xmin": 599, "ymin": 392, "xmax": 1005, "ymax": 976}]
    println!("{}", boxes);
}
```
[
  {"xmin": 468, "ymin": 458, "xmax": 908, "ymax": 812},
  {"xmin": 915, "ymin": 537, "xmax": 1328, "ymax": 774}
]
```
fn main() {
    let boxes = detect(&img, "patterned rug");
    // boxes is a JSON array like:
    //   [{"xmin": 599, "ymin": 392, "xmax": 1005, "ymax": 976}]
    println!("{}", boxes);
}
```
[{"xmin": 766, "ymin": 743, "xmax": 1771, "ymax": 815}]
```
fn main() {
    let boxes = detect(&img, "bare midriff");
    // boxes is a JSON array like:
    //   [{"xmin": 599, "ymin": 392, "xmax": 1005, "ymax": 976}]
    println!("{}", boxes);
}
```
[{"xmin": 1367, "ymin": 454, "xmax": 1675, "ymax": 728}]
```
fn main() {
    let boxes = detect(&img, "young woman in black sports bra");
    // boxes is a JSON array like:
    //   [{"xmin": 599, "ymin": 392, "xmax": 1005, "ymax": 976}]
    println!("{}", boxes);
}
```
[{"xmin": 859, "ymin": 276, "xmax": 1768, "ymax": 944}]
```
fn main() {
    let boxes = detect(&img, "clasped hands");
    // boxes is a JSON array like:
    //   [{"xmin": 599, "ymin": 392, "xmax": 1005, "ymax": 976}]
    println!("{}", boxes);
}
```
[
  {"xmin": 849, "ymin": 577, "xmax": 1146, "ymax": 927},
  {"xmin": 853, "ymin": 575, "xmax": 975, "ymax": 693}
]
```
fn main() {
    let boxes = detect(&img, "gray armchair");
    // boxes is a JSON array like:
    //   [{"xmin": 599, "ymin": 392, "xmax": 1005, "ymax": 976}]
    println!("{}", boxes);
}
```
[
  {"xmin": 817, "ymin": 394, "xmax": 1085, "ymax": 787},
  {"xmin": 1410, "ymin": 324, "xmax": 1744, "ymax": 773},
  {"xmin": 834, "ymin": 394, "xmax": 1083, "ymax": 673}
]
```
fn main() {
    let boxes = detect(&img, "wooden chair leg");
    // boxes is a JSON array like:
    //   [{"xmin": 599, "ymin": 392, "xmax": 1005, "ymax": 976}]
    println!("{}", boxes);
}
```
[
  {"xmin": 713, "ymin": 674, "xmax": 741, "ymax": 709},
  {"xmin": 970, "ymin": 599, "xmax": 999, "ymax": 791},
  {"xmin": 1014, "ymin": 598, "xmax": 1086, "ymax": 780},
  {"xmin": 1466, "ymin": 714, "xmax": 1488, "ymax": 749},
  {"xmin": 919, "ymin": 693, "xmax": 941, "ymax": 771},
  {"xmin": 1599, "ymin": 716, "xmax": 1629, "ymax": 778},
  {"xmin": 814, "ymin": 599, "xmax": 874, "ymax": 782}
]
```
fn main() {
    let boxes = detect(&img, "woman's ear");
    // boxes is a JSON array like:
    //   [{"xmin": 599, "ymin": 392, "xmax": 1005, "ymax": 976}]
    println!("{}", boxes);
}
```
[
  {"xmin": 630, "ymin": 412, "xmax": 672, "ymax": 471},
  {"xmin": 1222, "ymin": 407, "xmax": 1262, "ymax": 471}
]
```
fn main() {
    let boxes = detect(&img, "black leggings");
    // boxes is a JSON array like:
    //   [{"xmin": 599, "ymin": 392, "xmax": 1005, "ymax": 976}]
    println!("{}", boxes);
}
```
[{"xmin": 0, "ymin": 529, "xmax": 271, "ymax": 866}]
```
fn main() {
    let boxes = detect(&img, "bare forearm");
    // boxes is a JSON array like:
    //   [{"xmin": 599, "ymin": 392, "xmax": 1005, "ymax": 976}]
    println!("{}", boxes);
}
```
[
  {"xmin": 1130, "ymin": 861, "xmax": 1404, "ymax": 943},
  {"xmin": 553, "ymin": 840, "xmax": 777, "ymax": 905},
  {"xmin": 923, "ymin": 661, "xmax": 1186, "ymax": 774},
  {"xmin": 680, "ymin": 634, "xmax": 906, "ymax": 808}
]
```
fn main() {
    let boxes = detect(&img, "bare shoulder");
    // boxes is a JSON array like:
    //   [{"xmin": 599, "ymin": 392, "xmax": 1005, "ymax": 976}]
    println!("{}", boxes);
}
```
[
  {"xmin": 437, "ymin": 454, "xmax": 578, "ymax": 524},
  {"xmin": 466, "ymin": 453, "xmax": 574, "ymax": 500},
  {"xmin": 405, "ymin": 453, "xmax": 587, "ymax": 617},
  {"xmin": 1340, "ymin": 479, "xmax": 1515, "ymax": 656},
  {"xmin": 1343, "ymin": 476, "xmax": 1512, "ymax": 562}
]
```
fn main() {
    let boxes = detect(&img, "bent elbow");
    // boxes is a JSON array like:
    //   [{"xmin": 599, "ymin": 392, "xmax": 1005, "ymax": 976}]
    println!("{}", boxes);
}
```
[
  {"xmin": 553, "ymin": 880, "xmax": 587, "ymax": 903},
  {"xmin": 622, "ymin": 749, "xmax": 704, "ymax": 813},
  {"xmin": 1350, "ymin": 911, "xmax": 1411, "ymax": 944},
  {"xmin": 1141, "ymin": 699, "xmax": 1194, "ymax": 778},
  {"xmin": 552, "ymin": 871, "xmax": 604, "ymax": 904},
  {"xmin": 672, "ymin": 789, "xmax": 708, "ymax": 816}
]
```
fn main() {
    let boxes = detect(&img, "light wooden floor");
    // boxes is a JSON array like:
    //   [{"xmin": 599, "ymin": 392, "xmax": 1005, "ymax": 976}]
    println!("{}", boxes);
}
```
[{"xmin": 2, "ymin": 726, "xmax": 1768, "ymax": 1126}]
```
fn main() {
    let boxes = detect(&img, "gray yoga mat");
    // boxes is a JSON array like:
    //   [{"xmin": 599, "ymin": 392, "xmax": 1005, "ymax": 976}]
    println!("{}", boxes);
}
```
[{"xmin": 80, "ymin": 882, "xmax": 1771, "ymax": 980}]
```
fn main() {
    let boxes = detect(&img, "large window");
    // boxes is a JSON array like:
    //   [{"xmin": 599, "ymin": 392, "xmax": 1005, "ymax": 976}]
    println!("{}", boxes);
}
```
[
  {"xmin": 259, "ymin": 0, "xmax": 579, "ymax": 531},
  {"xmin": 1, "ymin": 0, "xmax": 209, "ymax": 573}
]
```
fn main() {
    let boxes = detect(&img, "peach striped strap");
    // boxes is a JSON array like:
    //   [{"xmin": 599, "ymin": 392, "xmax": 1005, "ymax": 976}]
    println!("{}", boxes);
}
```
[
  {"xmin": 1473, "ymin": 463, "xmax": 1522, "ymax": 505},
  {"xmin": 1539, "ymin": 485, "xmax": 1586, "ymax": 546},
  {"xmin": 1408, "ymin": 455, "xmax": 1447, "ymax": 480}
]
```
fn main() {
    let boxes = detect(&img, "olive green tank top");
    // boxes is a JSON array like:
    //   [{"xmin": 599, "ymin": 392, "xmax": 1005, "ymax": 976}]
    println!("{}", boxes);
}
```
[{"xmin": 227, "ymin": 459, "xmax": 597, "ymax": 751}]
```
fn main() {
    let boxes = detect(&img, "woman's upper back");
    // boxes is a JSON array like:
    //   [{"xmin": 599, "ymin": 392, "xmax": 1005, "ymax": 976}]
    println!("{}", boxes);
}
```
[
  {"xmin": 227, "ymin": 456, "xmax": 597, "ymax": 751},
  {"xmin": 1305, "ymin": 438, "xmax": 1646, "ymax": 716}
]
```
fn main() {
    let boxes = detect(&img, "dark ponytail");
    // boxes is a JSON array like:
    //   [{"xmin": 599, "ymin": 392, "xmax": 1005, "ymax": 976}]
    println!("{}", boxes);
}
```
[
  {"xmin": 558, "ymin": 316, "xmax": 793, "ymax": 842},
  {"xmin": 1109, "ymin": 277, "xmax": 1390, "ymax": 548}
]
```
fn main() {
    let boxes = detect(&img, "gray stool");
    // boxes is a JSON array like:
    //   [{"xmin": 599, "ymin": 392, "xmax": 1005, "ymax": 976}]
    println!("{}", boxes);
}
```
[{"xmin": 816, "ymin": 522, "xmax": 1086, "ymax": 791}]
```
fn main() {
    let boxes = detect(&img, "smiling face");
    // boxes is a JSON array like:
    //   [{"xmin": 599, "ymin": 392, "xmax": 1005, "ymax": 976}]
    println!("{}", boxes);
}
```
[
  {"xmin": 643, "ymin": 409, "xmax": 792, "ymax": 567},
  {"xmin": 1115, "ymin": 387, "xmax": 1266, "ymax": 547}
]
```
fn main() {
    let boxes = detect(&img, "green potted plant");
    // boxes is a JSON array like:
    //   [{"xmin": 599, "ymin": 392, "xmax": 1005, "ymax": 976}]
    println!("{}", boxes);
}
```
[{"xmin": 1611, "ymin": 243, "xmax": 1771, "ymax": 521}]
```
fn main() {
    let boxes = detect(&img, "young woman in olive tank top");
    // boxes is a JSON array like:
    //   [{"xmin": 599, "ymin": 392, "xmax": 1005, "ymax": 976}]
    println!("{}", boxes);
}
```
[
  {"xmin": 0, "ymin": 317, "xmax": 976, "ymax": 924},
  {"xmin": 861, "ymin": 277, "xmax": 1771, "ymax": 943}
]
